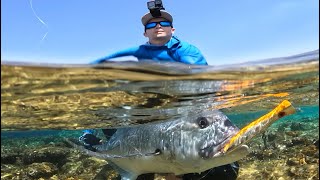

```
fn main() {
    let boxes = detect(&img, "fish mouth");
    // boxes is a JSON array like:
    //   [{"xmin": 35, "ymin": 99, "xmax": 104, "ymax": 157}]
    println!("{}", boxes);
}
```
[{"xmin": 199, "ymin": 134, "xmax": 233, "ymax": 159}]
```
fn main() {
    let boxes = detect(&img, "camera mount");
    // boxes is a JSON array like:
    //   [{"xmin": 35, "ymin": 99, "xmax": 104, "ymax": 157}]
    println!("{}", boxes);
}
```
[{"xmin": 147, "ymin": 0, "xmax": 165, "ymax": 17}]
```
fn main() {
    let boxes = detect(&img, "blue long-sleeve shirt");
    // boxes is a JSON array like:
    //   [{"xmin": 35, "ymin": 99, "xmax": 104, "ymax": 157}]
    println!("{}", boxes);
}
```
[{"xmin": 91, "ymin": 36, "xmax": 208, "ymax": 65}]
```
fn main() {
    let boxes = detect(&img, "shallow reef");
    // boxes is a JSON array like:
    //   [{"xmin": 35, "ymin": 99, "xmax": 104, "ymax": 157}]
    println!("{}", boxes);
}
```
[{"xmin": 1, "ymin": 119, "xmax": 319, "ymax": 180}]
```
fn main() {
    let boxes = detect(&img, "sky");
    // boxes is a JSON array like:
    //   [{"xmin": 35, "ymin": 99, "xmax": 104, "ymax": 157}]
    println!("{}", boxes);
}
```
[{"xmin": 1, "ymin": 0, "xmax": 319, "ymax": 65}]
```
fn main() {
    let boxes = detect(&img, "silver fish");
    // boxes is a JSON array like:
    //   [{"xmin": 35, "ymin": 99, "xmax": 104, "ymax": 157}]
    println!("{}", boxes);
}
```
[{"xmin": 66, "ymin": 100, "xmax": 295, "ymax": 180}]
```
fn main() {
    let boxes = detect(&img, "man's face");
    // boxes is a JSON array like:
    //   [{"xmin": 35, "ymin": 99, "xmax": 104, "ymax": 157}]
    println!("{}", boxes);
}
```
[{"xmin": 143, "ymin": 17, "xmax": 175, "ymax": 41}]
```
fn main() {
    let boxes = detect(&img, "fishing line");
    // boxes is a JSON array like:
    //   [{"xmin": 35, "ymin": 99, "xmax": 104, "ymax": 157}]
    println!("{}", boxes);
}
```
[{"xmin": 29, "ymin": 0, "xmax": 49, "ymax": 42}]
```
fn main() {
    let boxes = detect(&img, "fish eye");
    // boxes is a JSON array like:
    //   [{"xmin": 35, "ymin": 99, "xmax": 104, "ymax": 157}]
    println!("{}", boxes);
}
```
[{"xmin": 197, "ymin": 117, "xmax": 209, "ymax": 129}]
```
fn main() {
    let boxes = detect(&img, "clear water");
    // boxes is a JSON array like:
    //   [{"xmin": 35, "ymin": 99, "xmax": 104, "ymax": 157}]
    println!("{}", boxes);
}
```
[{"xmin": 1, "ymin": 50, "xmax": 319, "ymax": 179}]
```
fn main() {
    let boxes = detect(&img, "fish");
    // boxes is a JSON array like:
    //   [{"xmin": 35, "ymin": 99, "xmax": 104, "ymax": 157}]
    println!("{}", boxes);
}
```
[{"xmin": 65, "ymin": 100, "xmax": 295, "ymax": 180}]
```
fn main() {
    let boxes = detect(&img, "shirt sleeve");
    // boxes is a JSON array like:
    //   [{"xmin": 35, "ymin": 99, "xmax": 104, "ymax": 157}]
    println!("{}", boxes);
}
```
[
  {"xmin": 90, "ymin": 47, "xmax": 140, "ymax": 64},
  {"xmin": 177, "ymin": 44, "xmax": 208, "ymax": 65}
]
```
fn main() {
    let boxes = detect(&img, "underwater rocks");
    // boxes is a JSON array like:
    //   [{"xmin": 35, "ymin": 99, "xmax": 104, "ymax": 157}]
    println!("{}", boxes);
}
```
[
  {"xmin": 1, "ymin": 162, "xmax": 57, "ymax": 179},
  {"xmin": 22, "ymin": 146, "xmax": 69, "ymax": 166},
  {"xmin": 1, "ymin": 146, "xmax": 69, "ymax": 166},
  {"xmin": 1, "ymin": 137, "xmax": 110, "ymax": 180},
  {"xmin": 239, "ymin": 143, "xmax": 319, "ymax": 180},
  {"xmin": 237, "ymin": 115, "xmax": 319, "ymax": 180},
  {"xmin": 290, "ymin": 122, "xmax": 306, "ymax": 131},
  {"xmin": 1, "ymin": 148, "xmax": 22, "ymax": 164},
  {"xmin": 1, "ymin": 145, "xmax": 70, "ymax": 179},
  {"xmin": 26, "ymin": 162, "xmax": 58, "ymax": 178},
  {"xmin": 2, "ymin": 137, "xmax": 143, "ymax": 179},
  {"xmin": 285, "ymin": 137, "xmax": 312, "ymax": 147}
]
